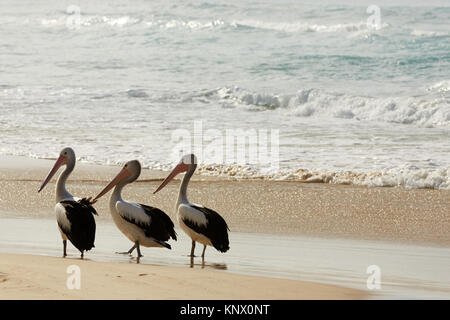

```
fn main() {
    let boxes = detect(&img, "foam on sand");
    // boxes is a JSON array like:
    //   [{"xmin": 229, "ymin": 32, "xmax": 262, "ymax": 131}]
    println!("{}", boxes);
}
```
[{"xmin": 197, "ymin": 164, "xmax": 450, "ymax": 190}]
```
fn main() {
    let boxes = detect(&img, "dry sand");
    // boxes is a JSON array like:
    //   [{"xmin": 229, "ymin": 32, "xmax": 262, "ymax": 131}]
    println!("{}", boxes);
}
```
[{"xmin": 0, "ymin": 253, "xmax": 366, "ymax": 300}]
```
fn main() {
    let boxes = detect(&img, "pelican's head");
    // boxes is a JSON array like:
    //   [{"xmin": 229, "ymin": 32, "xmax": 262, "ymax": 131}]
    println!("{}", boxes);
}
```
[
  {"xmin": 60, "ymin": 147, "xmax": 76, "ymax": 164},
  {"xmin": 153, "ymin": 154, "xmax": 197, "ymax": 194},
  {"xmin": 180, "ymin": 153, "xmax": 197, "ymax": 166},
  {"xmin": 93, "ymin": 160, "xmax": 141, "ymax": 202},
  {"xmin": 123, "ymin": 160, "xmax": 142, "ymax": 183},
  {"xmin": 38, "ymin": 147, "xmax": 76, "ymax": 193}
]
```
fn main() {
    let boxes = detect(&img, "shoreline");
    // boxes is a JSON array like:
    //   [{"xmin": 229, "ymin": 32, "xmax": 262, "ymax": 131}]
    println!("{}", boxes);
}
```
[{"xmin": 1, "ymin": 151, "xmax": 448, "ymax": 191}]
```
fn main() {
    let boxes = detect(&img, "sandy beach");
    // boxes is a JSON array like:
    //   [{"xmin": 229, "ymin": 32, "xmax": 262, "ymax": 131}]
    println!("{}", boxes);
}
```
[
  {"xmin": 2, "ymin": 0, "xmax": 449, "ymax": 304},
  {"xmin": 0, "ymin": 155, "xmax": 449, "ymax": 299},
  {"xmin": 0, "ymin": 253, "xmax": 365, "ymax": 300}
]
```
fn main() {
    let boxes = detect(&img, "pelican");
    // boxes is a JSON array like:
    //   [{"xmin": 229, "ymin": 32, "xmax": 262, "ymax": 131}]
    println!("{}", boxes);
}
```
[
  {"xmin": 38, "ymin": 147, "xmax": 97, "ymax": 258},
  {"xmin": 93, "ymin": 160, "xmax": 176, "ymax": 258},
  {"xmin": 154, "ymin": 154, "xmax": 229, "ymax": 259}
]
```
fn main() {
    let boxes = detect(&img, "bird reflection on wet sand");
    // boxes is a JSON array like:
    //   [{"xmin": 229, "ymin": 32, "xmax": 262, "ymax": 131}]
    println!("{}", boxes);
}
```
[
  {"xmin": 190, "ymin": 256, "xmax": 227, "ymax": 270},
  {"xmin": 129, "ymin": 256, "xmax": 141, "ymax": 264}
]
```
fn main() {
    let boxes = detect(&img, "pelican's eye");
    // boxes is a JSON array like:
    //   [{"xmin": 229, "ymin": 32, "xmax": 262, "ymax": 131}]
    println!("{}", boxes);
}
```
[{"xmin": 63, "ymin": 152, "xmax": 67, "ymax": 156}]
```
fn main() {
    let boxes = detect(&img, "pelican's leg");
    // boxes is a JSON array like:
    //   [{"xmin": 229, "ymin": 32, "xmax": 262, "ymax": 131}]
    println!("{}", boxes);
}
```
[
  {"xmin": 136, "ymin": 241, "xmax": 143, "ymax": 258},
  {"xmin": 80, "ymin": 251, "xmax": 84, "ymax": 259},
  {"xmin": 63, "ymin": 240, "xmax": 67, "ymax": 257},
  {"xmin": 201, "ymin": 245, "xmax": 206, "ymax": 259},
  {"xmin": 201, "ymin": 245, "xmax": 206, "ymax": 267},
  {"xmin": 116, "ymin": 243, "xmax": 136, "ymax": 255},
  {"xmin": 128, "ymin": 243, "xmax": 137, "ymax": 254},
  {"xmin": 190, "ymin": 240, "xmax": 196, "ymax": 257}
]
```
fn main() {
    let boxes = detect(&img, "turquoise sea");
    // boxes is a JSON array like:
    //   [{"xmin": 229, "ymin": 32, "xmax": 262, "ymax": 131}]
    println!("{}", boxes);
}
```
[{"xmin": 0, "ymin": 0, "xmax": 449, "ymax": 188}]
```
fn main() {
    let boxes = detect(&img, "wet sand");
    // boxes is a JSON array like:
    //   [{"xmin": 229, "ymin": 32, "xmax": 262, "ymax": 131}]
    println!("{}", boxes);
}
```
[
  {"xmin": 0, "ymin": 155, "xmax": 449, "ymax": 245},
  {"xmin": 1, "ymin": 217, "xmax": 448, "ymax": 299},
  {"xmin": 0, "ymin": 155, "xmax": 449, "ymax": 299}
]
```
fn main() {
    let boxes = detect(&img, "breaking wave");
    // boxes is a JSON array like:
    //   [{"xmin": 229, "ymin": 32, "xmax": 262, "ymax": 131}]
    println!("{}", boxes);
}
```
[
  {"xmin": 231, "ymin": 20, "xmax": 389, "ymax": 33},
  {"xmin": 38, "ymin": 15, "xmax": 389, "ymax": 34},
  {"xmin": 212, "ymin": 86, "xmax": 450, "ymax": 128}
]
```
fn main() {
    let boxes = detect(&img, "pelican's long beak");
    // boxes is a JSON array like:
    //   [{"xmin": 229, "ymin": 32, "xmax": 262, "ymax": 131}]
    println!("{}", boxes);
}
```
[
  {"xmin": 38, "ymin": 156, "xmax": 66, "ymax": 193},
  {"xmin": 93, "ymin": 167, "xmax": 131, "ymax": 202},
  {"xmin": 154, "ymin": 162, "xmax": 189, "ymax": 194}
]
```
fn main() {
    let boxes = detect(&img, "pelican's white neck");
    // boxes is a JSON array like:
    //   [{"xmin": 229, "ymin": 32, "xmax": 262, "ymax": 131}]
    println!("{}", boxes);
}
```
[
  {"xmin": 177, "ymin": 163, "xmax": 196, "ymax": 206},
  {"xmin": 110, "ymin": 181, "xmax": 126, "ymax": 207},
  {"xmin": 56, "ymin": 161, "xmax": 75, "ymax": 202}
]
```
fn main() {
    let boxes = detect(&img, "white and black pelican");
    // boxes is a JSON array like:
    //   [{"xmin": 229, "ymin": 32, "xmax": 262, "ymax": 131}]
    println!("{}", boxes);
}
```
[
  {"xmin": 93, "ymin": 160, "xmax": 176, "ymax": 257},
  {"xmin": 154, "ymin": 154, "xmax": 229, "ymax": 259},
  {"xmin": 38, "ymin": 147, "xmax": 97, "ymax": 259}
]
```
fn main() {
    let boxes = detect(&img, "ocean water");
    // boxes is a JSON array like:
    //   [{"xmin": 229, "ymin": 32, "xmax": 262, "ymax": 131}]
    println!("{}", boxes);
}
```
[{"xmin": 0, "ymin": 0, "xmax": 449, "ymax": 189}]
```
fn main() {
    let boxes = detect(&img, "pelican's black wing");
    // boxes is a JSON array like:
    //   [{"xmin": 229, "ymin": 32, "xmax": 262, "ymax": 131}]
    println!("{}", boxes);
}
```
[
  {"xmin": 59, "ymin": 198, "xmax": 97, "ymax": 253},
  {"xmin": 133, "ymin": 203, "xmax": 177, "ymax": 242},
  {"xmin": 183, "ymin": 205, "xmax": 230, "ymax": 253}
]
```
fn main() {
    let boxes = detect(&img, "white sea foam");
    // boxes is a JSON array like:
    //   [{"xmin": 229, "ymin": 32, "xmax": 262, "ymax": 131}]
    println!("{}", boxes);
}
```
[
  {"xmin": 231, "ymin": 20, "xmax": 389, "ymax": 33},
  {"xmin": 197, "ymin": 164, "xmax": 450, "ymax": 190},
  {"xmin": 39, "ymin": 14, "xmax": 389, "ymax": 34},
  {"xmin": 213, "ymin": 86, "xmax": 450, "ymax": 128},
  {"xmin": 160, "ymin": 19, "xmax": 226, "ymax": 30},
  {"xmin": 411, "ymin": 29, "xmax": 448, "ymax": 37},
  {"xmin": 427, "ymin": 80, "xmax": 450, "ymax": 93},
  {"xmin": 40, "ymin": 15, "xmax": 226, "ymax": 30},
  {"xmin": 41, "ymin": 15, "xmax": 141, "ymax": 28}
]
